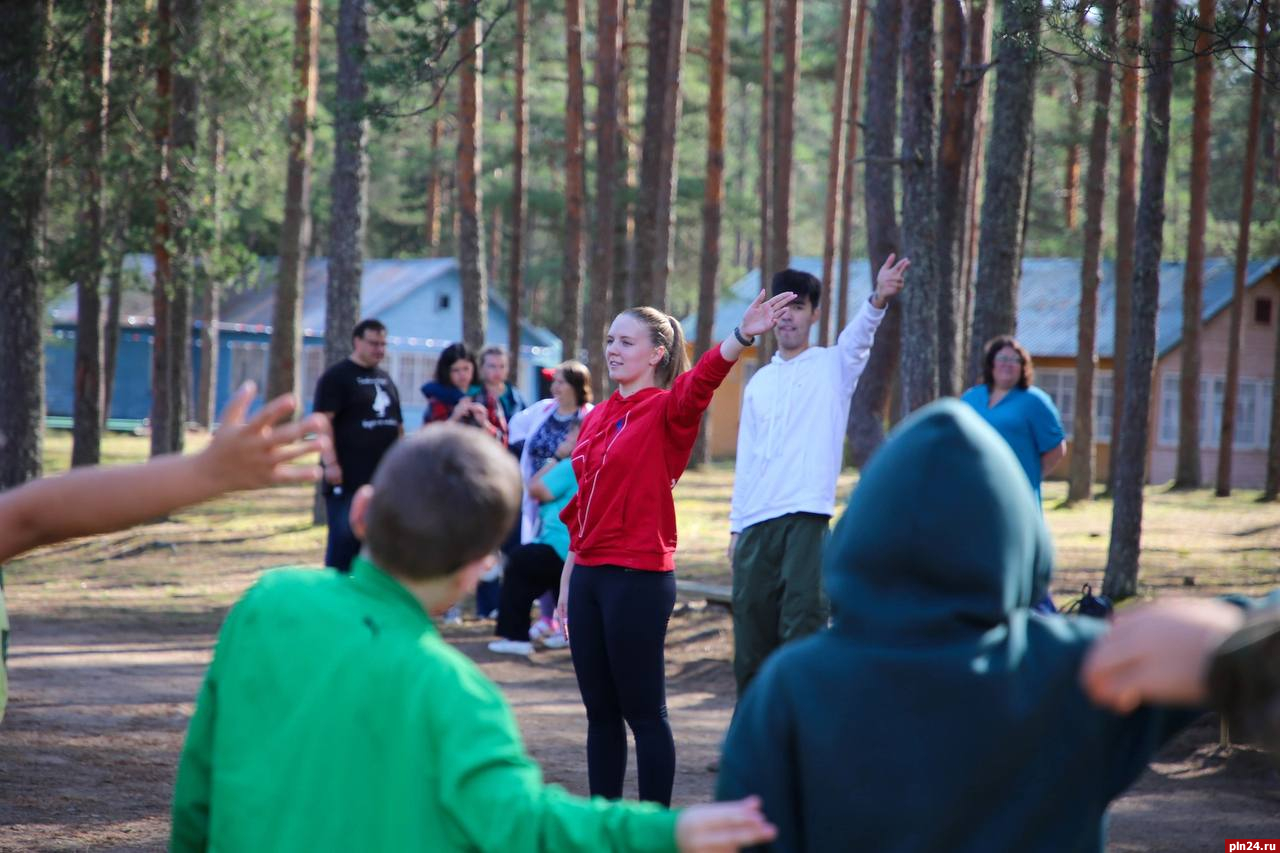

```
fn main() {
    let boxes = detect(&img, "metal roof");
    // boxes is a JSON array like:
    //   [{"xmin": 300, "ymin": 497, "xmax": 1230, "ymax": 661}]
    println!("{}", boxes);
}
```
[
  {"xmin": 50, "ymin": 255, "xmax": 561, "ymax": 351},
  {"xmin": 686, "ymin": 256, "xmax": 1280, "ymax": 359}
]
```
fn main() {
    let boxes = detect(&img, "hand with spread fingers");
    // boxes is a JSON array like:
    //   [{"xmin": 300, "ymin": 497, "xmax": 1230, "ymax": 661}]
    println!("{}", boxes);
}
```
[
  {"xmin": 739, "ymin": 289, "xmax": 800, "ymax": 338},
  {"xmin": 0, "ymin": 381, "xmax": 330, "ymax": 563}
]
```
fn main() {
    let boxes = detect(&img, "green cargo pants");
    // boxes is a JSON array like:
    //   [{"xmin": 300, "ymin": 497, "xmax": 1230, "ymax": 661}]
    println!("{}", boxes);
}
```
[{"xmin": 731, "ymin": 512, "xmax": 829, "ymax": 696}]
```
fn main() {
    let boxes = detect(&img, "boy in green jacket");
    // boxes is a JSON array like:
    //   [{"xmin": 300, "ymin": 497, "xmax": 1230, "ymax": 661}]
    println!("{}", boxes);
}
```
[{"xmin": 171, "ymin": 424, "xmax": 775, "ymax": 852}]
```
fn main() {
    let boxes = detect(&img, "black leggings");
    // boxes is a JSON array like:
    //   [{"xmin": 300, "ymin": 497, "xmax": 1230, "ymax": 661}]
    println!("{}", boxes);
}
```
[
  {"xmin": 568, "ymin": 563, "xmax": 677, "ymax": 806},
  {"xmin": 495, "ymin": 543, "xmax": 563, "ymax": 641}
]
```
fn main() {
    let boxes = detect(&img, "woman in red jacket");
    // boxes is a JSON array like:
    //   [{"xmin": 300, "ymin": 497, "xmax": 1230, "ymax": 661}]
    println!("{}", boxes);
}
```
[{"xmin": 556, "ymin": 290, "xmax": 796, "ymax": 805}]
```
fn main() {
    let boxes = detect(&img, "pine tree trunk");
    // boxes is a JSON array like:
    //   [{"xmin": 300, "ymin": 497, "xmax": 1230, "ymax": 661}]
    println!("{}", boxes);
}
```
[
  {"xmin": 1216, "ymin": 0, "xmax": 1267, "ymax": 497},
  {"xmin": 1267, "ymin": 293, "xmax": 1280, "ymax": 499},
  {"xmin": 269, "ymin": 0, "xmax": 320, "ymax": 404},
  {"xmin": 934, "ymin": 0, "xmax": 966, "ymax": 397},
  {"xmin": 837, "ymin": 0, "xmax": 869, "ymax": 335},
  {"xmin": 1174, "ymin": 0, "xmax": 1214, "ymax": 489},
  {"xmin": 848, "ymin": 0, "xmax": 902, "ymax": 466},
  {"xmin": 969, "ymin": 0, "xmax": 1038, "ymax": 382},
  {"xmin": 0, "ymin": 0, "xmax": 46, "ymax": 489},
  {"xmin": 1067, "ymin": 0, "xmax": 1116, "ymax": 505},
  {"xmin": 166, "ymin": 0, "xmax": 200, "ymax": 451},
  {"xmin": 819, "ymin": 0, "xmax": 855, "ymax": 346},
  {"xmin": 958, "ymin": 0, "xmax": 993, "ymax": 374},
  {"xmin": 771, "ymin": 0, "xmax": 802, "ymax": 272},
  {"xmin": 1063, "ymin": 35, "xmax": 1085, "ymax": 230},
  {"xmin": 457, "ymin": 2, "xmax": 487, "ymax": 352},
  {"xmin": 425, "ymin": 117, "xmax": 442, "ymax": 252},
  {"xmin": 196, "ymin": 12, "xmax": 223, "ymax": 429},
  {"xmin": 1110, "ymin": 0, "xmax": 1141, "ymax": 490},
  {"xmin": 562, "ymin": 0, "xmax": 586, "ymax": 361},
  {"xmin": 1103, "ymin": 0, "xmax": 1176, "ymax": 601},
  {"xmin": 692, "ymin": 0, "xmax": 727, "ymax": 467},
  {"xmin": 151, "ymin": 0, "xmax": 175, "ymax": 457},
  {"xmin": 898, "ymin": 0, "xmax": 939, "ymax": 413},
  {"xmin": 325, "ymin": 0, "xmax": 368, "ymax": 371},
  {"xmin": 587, "ymin": 0, "xmax": 620, "ymax": 400},
  {"xmin": 612, "ymin": 0, "xmax": 635, "ymax": 319},
  {"xmin": 507, "ymin": 0, "xmax": 528, "ymax": 382},
  {"xmin": 632, "ymin": 0, "xmax": 687, "ymax": 308},
  {"xmin": 757, "ymin": 0, "xmax": 775, "ymax": 366},
  {"xmin": 73, "ymin": 0, "xmax": 112, "ymax": 467}
]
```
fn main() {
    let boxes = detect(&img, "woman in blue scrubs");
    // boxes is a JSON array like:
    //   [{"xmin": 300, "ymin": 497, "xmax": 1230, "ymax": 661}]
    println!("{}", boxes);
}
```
[
  {"xmin": 962, "ymin": 336, "xmax": 1067, "ymax": 610},
  {"xmin": 961, "ymin": 336, "xmax": 1067, "ymax": 505}
]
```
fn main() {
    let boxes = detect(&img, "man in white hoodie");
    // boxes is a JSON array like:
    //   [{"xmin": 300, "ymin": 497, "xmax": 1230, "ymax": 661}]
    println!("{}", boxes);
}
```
[{"xmin": 728, "ymin": 255, "xmax": 909, "ymax": 695}]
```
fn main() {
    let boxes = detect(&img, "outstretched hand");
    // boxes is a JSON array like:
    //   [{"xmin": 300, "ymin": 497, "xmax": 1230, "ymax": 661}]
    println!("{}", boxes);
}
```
[
  {"xmin": 872, "ymin": 253, "xmax": 910, "ymax": 308},
  {"xmin": 675, "ymin": 796, "xmax": 777, "ymax": 853},
  {"xmin": 739, "ymin": 290, "xmax": 798, "ymax": 338},
  {"xmin": 1080, "ymin": 598, "xmax": 1245, "ymax": 714},
  {"xmin": 195, "ymin": 381, "xmax": 331, "ymax": 492}
]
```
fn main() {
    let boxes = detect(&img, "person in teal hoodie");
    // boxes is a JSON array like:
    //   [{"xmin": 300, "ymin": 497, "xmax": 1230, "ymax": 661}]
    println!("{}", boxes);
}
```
[
  {"xmin": 172, "ymin": 424, "xmax": 775, "ymax": 853},
  {"xmin": 716, "ymin": 399, "xmax": 1276, "ymax": 853}
]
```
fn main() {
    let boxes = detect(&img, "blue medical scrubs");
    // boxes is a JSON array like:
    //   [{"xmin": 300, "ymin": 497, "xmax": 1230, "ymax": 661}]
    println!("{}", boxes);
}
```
[{"xmin": 960, "ymin": 384, "xmax": 1065, "ymax": 507}]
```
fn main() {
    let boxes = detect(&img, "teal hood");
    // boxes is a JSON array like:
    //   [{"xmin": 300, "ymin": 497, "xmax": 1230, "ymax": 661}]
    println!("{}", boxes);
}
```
[
  {"xmin": 826, "ymin": 399, "xmax": 1053, "ymax": 640},
  {"xmin": 717, "ymin": 400, "xmax": 1197, "ymax": 853}
]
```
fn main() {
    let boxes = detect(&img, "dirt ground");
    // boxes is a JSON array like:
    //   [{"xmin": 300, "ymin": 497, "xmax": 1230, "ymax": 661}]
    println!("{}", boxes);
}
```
[{"xmin": 2, "ymin": 596, "xmax": 1277, "ymax": 852}]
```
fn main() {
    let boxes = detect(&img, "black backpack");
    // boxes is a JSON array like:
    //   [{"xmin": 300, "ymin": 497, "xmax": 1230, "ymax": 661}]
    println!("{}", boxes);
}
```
[{"xmin": 1062, "ymin": 583, "xmax": 1113, "ymax": 619}]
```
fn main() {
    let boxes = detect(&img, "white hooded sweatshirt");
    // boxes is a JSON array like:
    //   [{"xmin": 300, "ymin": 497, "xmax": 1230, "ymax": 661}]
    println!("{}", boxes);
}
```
[{"xmin": 729, "ymin": 299, "xmax": 885, "ymax": 533}]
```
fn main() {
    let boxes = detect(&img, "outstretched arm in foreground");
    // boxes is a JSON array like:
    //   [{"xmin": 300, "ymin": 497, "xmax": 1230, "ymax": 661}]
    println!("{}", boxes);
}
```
[{"xmin": 0, "ymin": 382, "xmax": 329, "ymax": 563}]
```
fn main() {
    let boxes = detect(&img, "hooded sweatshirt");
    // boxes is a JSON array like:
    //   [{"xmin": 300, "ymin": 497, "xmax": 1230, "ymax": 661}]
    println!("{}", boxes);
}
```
[
  {"xmin": 729, "ymin": 300, "xmax": 884, "ymax": 533},
  {"xmin": 717, "ymin": 399, "xmax": 1200, "ymax": 853}
]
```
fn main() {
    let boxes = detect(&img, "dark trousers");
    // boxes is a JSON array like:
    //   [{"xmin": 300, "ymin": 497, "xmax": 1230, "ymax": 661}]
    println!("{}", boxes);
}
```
[
  {"xmin": 323, "ymin": 491, "xmax": 361, "ymax": 573},
  {"xmin": 495, "ymin": 544, "xmax": 563, "ymax": 640},
  {"xmin": 568, "ymin": 564, "xmax": 677, "ymax": 806},
  {"xmin": 731, "ymin": 512, "xmax": 830, "ymax": 696}
]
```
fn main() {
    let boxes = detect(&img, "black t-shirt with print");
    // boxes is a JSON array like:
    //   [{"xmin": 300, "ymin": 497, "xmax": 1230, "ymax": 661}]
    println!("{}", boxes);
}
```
[{"xmin": 313, "ymin": 359, "xmax": 403, "ymax": 496}]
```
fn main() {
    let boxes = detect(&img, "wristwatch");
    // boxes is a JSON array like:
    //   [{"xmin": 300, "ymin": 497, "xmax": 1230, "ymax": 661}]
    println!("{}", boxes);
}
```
[{"xmin": 733, "ymin": 326, "xmax": 755, "ymax": 347}]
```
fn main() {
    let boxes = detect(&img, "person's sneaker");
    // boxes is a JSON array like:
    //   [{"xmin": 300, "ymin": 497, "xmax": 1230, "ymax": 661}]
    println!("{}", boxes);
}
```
[
  {"xmin": 443, "ymin": 606, "xmax": 463, "ymax": 625},
  {"xmin": 488, "ymin": 639, "xmax": 534, "ymax": 656},
  {"xmin": 529, "ymin": 616, "xmax": 560, "ymax": 642},
  {"xmin": 540, "ymin": 632, "xmax": 570, "ymax": 650}
]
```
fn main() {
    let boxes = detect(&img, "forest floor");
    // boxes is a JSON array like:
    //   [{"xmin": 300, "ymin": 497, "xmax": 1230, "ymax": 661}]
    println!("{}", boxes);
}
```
[{"xmin": 0, "ymin": 432, "xmax": 1278, "ymax": 850}]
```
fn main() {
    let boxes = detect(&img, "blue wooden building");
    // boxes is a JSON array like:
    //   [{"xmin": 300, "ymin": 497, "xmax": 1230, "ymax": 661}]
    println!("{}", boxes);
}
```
[{"xmin": 46, "ymin": 255, "xmax": 563, "ymax": 428}]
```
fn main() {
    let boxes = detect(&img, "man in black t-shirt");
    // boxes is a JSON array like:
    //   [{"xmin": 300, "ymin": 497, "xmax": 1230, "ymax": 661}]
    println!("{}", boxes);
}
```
[{"xmin": 313, "ymin": 319, "xmax": 404, "ymax": 571}]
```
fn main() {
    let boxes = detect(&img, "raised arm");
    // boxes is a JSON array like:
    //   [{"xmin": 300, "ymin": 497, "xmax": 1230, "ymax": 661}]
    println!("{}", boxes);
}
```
[
  {"xmin": 836, "ymin": 254, "xmax": 908, "ymax": 395},
  {"xmin": 0, "ymin": 383, "xmax": 328, "ymax": 563}
]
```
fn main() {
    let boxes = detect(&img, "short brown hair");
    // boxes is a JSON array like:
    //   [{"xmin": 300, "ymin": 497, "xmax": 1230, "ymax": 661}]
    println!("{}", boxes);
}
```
[
  {"xmin": 478, "ymin": 345, "xmax": 508, "ymax": 367},
  {"xmin": 557, "ymin": 360, "xmax": 592, "ymax": 406},
  {"xmin": 981, "ymin": 335, "xmax": 1035, "ymax": 390},
  {"xmin": 363, "ymin": 425, "xmax": 521, "ymax": 581}
]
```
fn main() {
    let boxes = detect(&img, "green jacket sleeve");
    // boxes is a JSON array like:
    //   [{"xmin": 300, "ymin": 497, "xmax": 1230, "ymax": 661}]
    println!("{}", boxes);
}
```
[
  {"xmin": 171, "ymin": 664, "xmax": 217, "ymax": 851},
  {"xmin": 432, "ymin": 664, "xmax": 679, "ymax": 853}
]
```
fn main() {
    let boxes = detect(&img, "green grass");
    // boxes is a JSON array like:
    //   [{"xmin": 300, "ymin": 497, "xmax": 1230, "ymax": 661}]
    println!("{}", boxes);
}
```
[{"xmin": 15, "ymin": 432, "xmax": 1280, "ymax": 615}]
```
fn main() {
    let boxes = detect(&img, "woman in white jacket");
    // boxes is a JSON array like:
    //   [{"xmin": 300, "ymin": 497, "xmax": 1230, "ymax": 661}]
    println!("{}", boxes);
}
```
[{"xmin": 507, "ymin": 361, "xmax": 593, "ymax": 641}]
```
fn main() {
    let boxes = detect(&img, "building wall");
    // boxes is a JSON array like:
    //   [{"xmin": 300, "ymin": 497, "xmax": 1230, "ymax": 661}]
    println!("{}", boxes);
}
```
[
  {"xmin": 1149, "ymin": 273, "xmax": 1278, "ymax": 488},
  {"xmin": 1033, "ymin": 355, "xmax": 1116, "ymax": 483}
]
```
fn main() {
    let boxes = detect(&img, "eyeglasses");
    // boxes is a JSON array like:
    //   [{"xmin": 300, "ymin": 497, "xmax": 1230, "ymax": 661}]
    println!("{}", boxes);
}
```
[{"xmin": 993, "ymin": 355, "xmax": 1023, "ymax": 365}]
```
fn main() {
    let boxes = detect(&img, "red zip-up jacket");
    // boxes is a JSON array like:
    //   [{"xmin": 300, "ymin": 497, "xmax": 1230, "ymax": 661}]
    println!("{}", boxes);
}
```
[{"xmin": 562, "ymin": 347, "xmax": 734, "ymax": 572}]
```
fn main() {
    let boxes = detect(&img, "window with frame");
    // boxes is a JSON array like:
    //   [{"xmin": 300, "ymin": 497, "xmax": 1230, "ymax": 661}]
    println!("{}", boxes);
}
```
[
  {"xmin": 390, "ymin": 350, "xmax": 436, "ymax": 397},
  {"xmin": 1036, "ymin": 369, "xmax": 1075, "ymax": 438},
  {"xmin": 300, "ymin": 345, "xmax": 325, "ymax": 404},
  {"xmin": 1160, "ymin": 373, "xmax": 1272, "ymax": 449},
  {"xmin": 1094, "ymin": 371, "xmax": 1114, "ymax": 443}
]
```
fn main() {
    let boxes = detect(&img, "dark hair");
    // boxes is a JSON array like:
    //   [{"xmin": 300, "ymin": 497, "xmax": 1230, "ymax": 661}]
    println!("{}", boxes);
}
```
[
  {"xmin": 436, "ymin": 342, "xmax": 477, "ymax": 387},
  {"xmin": 620, "ymin": 307, "xmax": 691, "ymax": 389},
  {"xmin": 981, "ymin": 335, "xmax": 1035, "ymax": 389},
  {"xmin": 557, "ymin": 359, "xmax": 592, "ymax": 406},
  {"xmin": 352, "ymin": 318, "xmax": 387, "ymax": 341},
  {"xmin": 364, "ymin": 425, "xmax": 521, "ymax": 581},
  {"xmin": 771, "ymin": 269, "xmax": 822, "ymax": 309}
]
